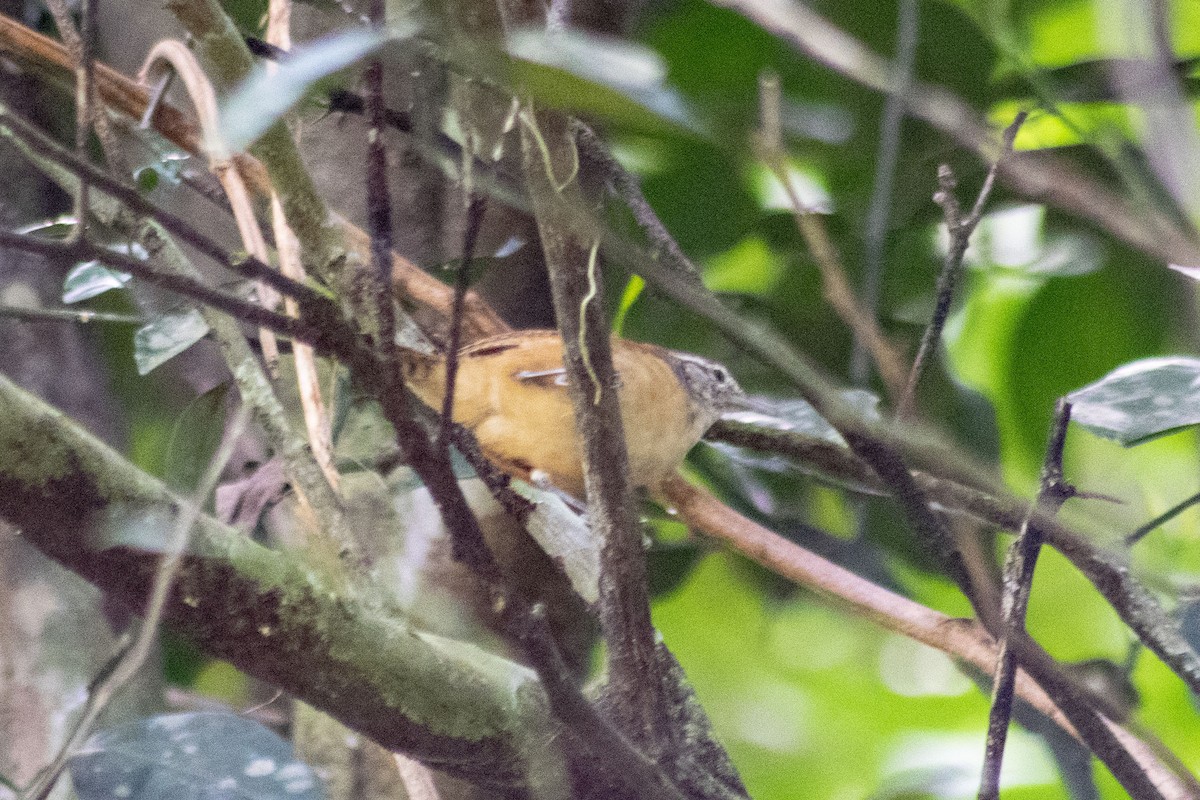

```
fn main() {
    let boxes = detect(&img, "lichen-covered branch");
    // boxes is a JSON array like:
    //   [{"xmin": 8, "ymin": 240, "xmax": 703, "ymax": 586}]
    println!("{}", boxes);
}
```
[{"xmin": 0, "ymin": 373, "xmax": 553, "ymax": 789}]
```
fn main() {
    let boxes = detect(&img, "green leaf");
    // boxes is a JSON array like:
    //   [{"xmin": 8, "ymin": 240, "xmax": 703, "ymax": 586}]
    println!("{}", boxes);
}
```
[
  {"xmin": 134, "ymin": 166, "xmax": 159, "ymax": 192},
  {"xmin": 164, "ymin": 383, "xmax": 231, "ymax": 493},
  {"xmin": 133, "ymin": 309, "xmax": 210, "ymax": 375},
  {"xmin": 62, "ymin": 261, "xmax": 132, "ymax": 303},
  {"xmin": 17, "ymin": 214, "xmax": 77, "ymax": 238},
  {"xmin": 221, "ymin": 28, "xmax": 394, "ymax": 152},
  {"xmin": 507, "ymin": 29, "xmax": 703, "ymax": 136},
  {"xmin": 1068, "ymin": 356, "xmax": 1200, "ymax": 445},
  {"xmin": 704, "ymin": 236, "xmax": 784, "ymax": 295},
  {"xmin": 612, "ymin": 274, "xmax": 645, "ymax": 335}
]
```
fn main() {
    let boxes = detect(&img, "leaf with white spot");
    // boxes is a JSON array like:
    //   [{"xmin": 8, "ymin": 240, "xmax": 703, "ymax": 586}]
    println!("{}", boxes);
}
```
[
  {"xmin": 69, "ymin": 712, "xmax": 324, "ymax": 800},
  {"xmin": 1068, "ymin": 356, "xmax": 1200, "ymax": 445}
]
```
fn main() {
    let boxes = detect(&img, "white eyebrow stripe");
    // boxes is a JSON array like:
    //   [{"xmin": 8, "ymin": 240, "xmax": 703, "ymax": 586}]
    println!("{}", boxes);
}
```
[{"xmin": 515, "ymin": 368, "xmax": 570, "ymax": 386}]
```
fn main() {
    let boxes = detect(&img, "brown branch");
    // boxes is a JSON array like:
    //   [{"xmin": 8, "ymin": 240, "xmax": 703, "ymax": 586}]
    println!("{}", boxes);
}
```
[
  {"xmin": 0, "ymin": 374, "xmax": 541, "ymax": 788},
  {"xmin": 517, "ymin": 103, "xmax": 681, "ymax": 761},
  {"xmin": 756, "ymin": 72, "xmax": 909, "ymax": 401},
  {"xmin": 710, "ymin": 420, "xmax": 1200, "ymax": 699},
  {"xmin": 0, "ymin": 10, "xmax": 507, "ymax": 344},
  {"xmin": 899, "ymin": 112, "xmax": 1026, "ymax": 420},
  {"xmin": 711, "ymin": 0, "xmax": 1200, "ymax": 268},
  {"xmin": 979, "ymin": 400, "xmax": 1072, "ymax": 800},
  {"xmin": 662, "ymin": 476, "xmax": 1198, "ymax": 800}
]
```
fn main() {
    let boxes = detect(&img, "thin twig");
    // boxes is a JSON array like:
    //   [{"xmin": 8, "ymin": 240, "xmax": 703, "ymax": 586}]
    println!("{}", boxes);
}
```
[
  {"xmin": 69, "ymin": 0, "xmax": 95, "ymax": 238},
  {"xmin": 898, "ymin": 111, "xmax": 1026, "ymax": 419},
  {"xmin": 0, "ymin": 230, "xmax": 331, "ymax": 349},
  {"xmin": 263, "ymin": 2, "xmax": 337, "ymax": 491},
  {"xmin": 42, "ymin": 0, "xmax": 127, "ymax": 177},
  {"xmin": 756, "ymin": 72, "xmax": 909, "ymax": 401},
  {"xmin": 0, "ymin": 107, "xmax": 330, "ymax": 313},
  {"xmin": 0, "ymin": 305, "xmax": 145, "ymax": 324},
  {"xmin": 1127, "ymin": 489, "xmax": 1200, "ymax": 546},
  {"xmin": 711, "ymin": 417, "xmax": 1200, "ymax": 700},
  {"xmin": 0, "ymin": 16, "xmax": 510, "ymax": 344},
  {"xmin": 572, "ymin": 120, "xmax": 703, "ymax": 286},
  {"xmin": 21, "ymin": 404, "xmax": 250, "ymax": 800},
  {"xmin": 363, "ymin": 16, "xmax": 397, "ymax": 357},
  {"xmin": 979, "ymin": 399, "xmax": 1073, "ymax": 800},
  {"xmin": 711, "ymin": 0, "xmax": 1200, "ymax": 268},
  {"xmin": 660, "ymin": 475, "xmax": 1070, "ymax": 724},
  {"xmin": 371, "ymin": 343, "xmax": 691, "ymax": 800},
  {"xmin": 137, "ymin": 40, "xmax": 283, "ymax": 371},
  {"xmin": 553, "ymin": 103, "xmax": 1200, "ymax": 735},
  {"xmin": 439, "ymin": 193, "xmax": 488, "ymax": 449},
  {"xmin": 852, "ymin": 0, "xmax": 918, "ymax": 386},
  {"xmin": 521, "ymin": 106, "xmax": 677, "ymax": 748}
]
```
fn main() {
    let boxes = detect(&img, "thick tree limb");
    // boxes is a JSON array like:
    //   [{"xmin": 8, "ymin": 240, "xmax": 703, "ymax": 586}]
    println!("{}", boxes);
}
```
[{"xmin": 0, "ymin": 373, "xmax": 551, "ymax": 789}]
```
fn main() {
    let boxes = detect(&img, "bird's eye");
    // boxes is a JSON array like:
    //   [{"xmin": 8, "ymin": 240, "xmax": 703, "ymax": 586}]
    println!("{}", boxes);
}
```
[{"xmin": 712, "ymin": 367, "xmax": 727, "ymax": 383}]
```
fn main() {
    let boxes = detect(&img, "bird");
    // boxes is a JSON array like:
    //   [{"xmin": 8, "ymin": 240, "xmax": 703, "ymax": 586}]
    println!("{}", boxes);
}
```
[{"xmin": 401, "ymin": 329, "xmax": 749, "ymax": 498}]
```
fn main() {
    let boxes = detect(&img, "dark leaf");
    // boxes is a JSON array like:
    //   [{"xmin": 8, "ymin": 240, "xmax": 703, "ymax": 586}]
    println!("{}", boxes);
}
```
[
  {"xmin": 69, "ymin": 712, "xmax": 324, "ymax": 800},
  {"xmin": 1068, "ymin": 356, "xmax": 1200, "ymax": 445},
  {"xmin": 133, "ymin": 309, "xmax": 210, "ymax": 375},
  {"xmin": 164, "ymin": 383, "xmax": 231, "ymax": 493},
  {"xmin": 63, "ymin": 261, "xmax": 132, "ymax": 304}
]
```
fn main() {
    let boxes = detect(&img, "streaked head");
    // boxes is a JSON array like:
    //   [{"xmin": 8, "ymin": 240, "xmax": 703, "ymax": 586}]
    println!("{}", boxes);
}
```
[{"xmin": 666, "ymin": 351, "xmax": 751, "ymax": 420}]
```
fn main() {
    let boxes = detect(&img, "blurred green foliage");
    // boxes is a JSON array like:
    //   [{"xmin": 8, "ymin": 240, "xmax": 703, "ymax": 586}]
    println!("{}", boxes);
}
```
[
  {"xmin": 607, "ymin": 1, "xmax": 1200, "ymax": 797},
  {"xmin": 42, "ymin": 0, "xmax": 1200, "ymax": 795}
]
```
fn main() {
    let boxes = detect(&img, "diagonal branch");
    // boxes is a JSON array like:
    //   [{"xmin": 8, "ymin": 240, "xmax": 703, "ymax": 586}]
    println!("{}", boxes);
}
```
[{"xmin": 710, "ymin": 0, "xmax": 1200, "ymax": 268}]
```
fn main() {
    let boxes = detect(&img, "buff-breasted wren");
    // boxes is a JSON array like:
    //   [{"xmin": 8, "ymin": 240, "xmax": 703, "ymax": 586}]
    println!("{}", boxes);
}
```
[{"xmin": 401, "ymin": 329, "xmax": 749, "ymax": 498}]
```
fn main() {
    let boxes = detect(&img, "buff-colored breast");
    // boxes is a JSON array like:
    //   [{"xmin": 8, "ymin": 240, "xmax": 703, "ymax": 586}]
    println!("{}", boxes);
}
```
[{"xmin": 403, "ymin": 331, "xmax": 704, "ymax": 497}]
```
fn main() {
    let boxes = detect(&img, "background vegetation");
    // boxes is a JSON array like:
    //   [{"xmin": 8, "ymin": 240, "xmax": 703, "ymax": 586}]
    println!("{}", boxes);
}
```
[{"xmin": 3, "ymin": 0, "xmax": 1200, "ymax": 798}]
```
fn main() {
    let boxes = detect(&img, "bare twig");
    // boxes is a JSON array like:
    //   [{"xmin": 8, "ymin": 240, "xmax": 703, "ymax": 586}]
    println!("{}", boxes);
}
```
[
  {"xmin": 69, "ymin": 0, "xmax": 96, "ymax": 235},
  {"xmin": 137, "ymin": 39, "xmax": 283, "ymax": 371},
  {"xmin": 520, "ymin": 104, "xmax": 667, "ymax": 729},
  {"xmin": 1127, "ymin": 489, "xmax": 1200, "ymax": 546},
  {"xmin": 664, "ymin": 475, "xmax": 1196, "ymax": 799},
  {"xmin": 709, "ymin": 0, "xmax": 1200, "ymax": 268},
  {"xmin": 0, "ymin": 230, "xmax": 322, "ymax": 345},
  {"xmin": 439, "ymin": 193, "xmax": 489, "ymax": 449},
  {"xmin": 572, "ymin": 67, "xmax": 1200, "ymax": 731},
  {"xmin": 0, "ymin": 305, "xmax": 145, "ymax": 324},
  {"xmin": 0, "ymin": 11, "xmax": 509, "ymax": 344},
  {"xmin": 263, "ymin": 0, "xmax": 338, "ymax": 492},
  {"xmin": 853, "ymin": 0, "xmax": 918, "ymax": 386},
  {"xmin": 660, "ymin": 476, "xmax": 1069, "ymax": 726},
  {"xmin": 0, "ymin": 107, "xmax": 332, "ymax": 314},
  {"xmin": 979, "ymin": 400, "xmax": 1073, "ymax": 800},
  {"xmin": 271, "ymin": 199, "xmax": 339, "ymax": 490},
  {"xmin": 899, "ymin": 111, "xmax": 1026, "ymax": 420},
  {"xmin": 573, "ymin": 120, "xmax": 704, "ymax": 286},
  {"xmin": 42, "ymin": 0, "xmax": 127, "ymax": 177},
  {"xmin": 711, "ymin": 419, "xmax": 1200, "ymax": 700},
  {"xmin": 756, "ymin": 72, "xmax": 909, "ymax": 401},
  {"xmin": 363, "ymin": 15, "xmax": 397, "ymax": 355}
]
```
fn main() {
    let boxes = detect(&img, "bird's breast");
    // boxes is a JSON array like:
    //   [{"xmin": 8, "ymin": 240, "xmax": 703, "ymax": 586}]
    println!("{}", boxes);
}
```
[{"xmin": 402, "ymin": 333, "xmax": 706, "ymax": 496}]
